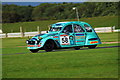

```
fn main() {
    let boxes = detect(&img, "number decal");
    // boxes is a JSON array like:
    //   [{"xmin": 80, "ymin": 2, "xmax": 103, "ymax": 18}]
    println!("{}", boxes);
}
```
[
  {"xmin": 60, "ymin": 35, "xmax": 70, "ymax": 45},
  {"xmin": 62, "ymin": 36, "xmax": 68, "ymax": 43}
]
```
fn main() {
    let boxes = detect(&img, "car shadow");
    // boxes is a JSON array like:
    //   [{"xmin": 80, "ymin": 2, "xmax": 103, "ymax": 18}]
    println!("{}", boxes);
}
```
[
  {"xmin": 36, "ymin": 45, "xmax": 120, "ymax": 53},
  {"xmin": 2, "ymin": 45, "xmax": 120, "ymax": 55}
]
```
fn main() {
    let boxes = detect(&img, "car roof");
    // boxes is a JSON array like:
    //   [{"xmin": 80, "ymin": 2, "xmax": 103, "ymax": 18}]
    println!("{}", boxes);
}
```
[
  {"xmin": 51, "ymin": 21, "xmax": 88, "ymax": 28},
  {"xmin": 54, "ymin": 21, "xmax": 86, "ymax": 26}
]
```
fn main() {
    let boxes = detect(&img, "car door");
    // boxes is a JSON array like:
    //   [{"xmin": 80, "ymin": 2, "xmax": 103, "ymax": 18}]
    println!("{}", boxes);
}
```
[
  {"xmin": 60, "ymin": 24, "xmax": 74, "ymax": 47},
  {"xmin": 83, "ymin": 23, "xmax": 100, "ymax": 45},
  {"xmin": 73, "ymin": 24, "xmax": 86, "ymax": 46}
]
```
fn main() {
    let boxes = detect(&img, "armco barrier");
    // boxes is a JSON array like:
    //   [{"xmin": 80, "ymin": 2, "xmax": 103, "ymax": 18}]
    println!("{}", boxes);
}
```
[
  {"xmin": 0, "ymin": 27, "xmax": 119, "ymax": 38},
  {"xmin": 0, "ymin": 33, "xmax": 6, "ymax": 38},
  {"xmin": 7, "ymin": 33, "xmax": 21, "ymax": 37},
  {"xmin": 113, "ymin": 29, "xmax": 120, "ymax": 32},
  {"xmin": 24, "ymin": 32, "xmax": 38, "ymax": 37},
  {"xmin": 94, "ymin": 27, "xmax": 114, "ymax": 33}
]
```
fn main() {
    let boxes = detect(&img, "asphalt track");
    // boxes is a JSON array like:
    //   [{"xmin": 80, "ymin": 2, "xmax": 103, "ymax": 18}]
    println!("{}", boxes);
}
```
[{"xmin": 2, "ymin": 45, "xmax": 120, "ymax": 55}]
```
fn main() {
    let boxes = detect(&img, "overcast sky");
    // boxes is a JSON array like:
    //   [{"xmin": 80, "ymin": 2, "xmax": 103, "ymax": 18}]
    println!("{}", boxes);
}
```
[
  {"xmin": 1, "ymin": 0, "xmax": 87, "ymax": 2},
  {"xmin": 1, "ymin": 0, "xmax": 119, "ymax": 2}
]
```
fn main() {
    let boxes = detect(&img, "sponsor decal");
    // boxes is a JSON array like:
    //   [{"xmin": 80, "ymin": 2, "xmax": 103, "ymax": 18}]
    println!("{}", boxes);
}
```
[
  {"xmin": 76, "ymin": 41, "xmax": 84, "ymax": 42},
  {"xmin": 53, "ymin": 36, "xmax": 58, "ymax": 38},
  {"xmin": 69, "ymin": 35, "xmax": 74, "ymax": 40},
  {"xmin": 75, "ymin": 36, "xmax": 85, "ymax": 39},
  {"xmin": 80, "ymin": 36, "xmax": 85, "ymax": 37},
  {"xmin": 75, "ymin": 36, "xmax": 80, "ymax": 39},
  {"xmin": 62, "ymin": 43, "xmax": 69, "ymax": 45},
  {"xmin": 60, "ymin": 35, "xmax": 68, "ymax": 36},
  {"xmin": 76, "ymin": 34, "xmax": 84, "ymax": 36},
  {"xmin": 90, "ymin": 41, "xmax": 98, "ymax": 44}
]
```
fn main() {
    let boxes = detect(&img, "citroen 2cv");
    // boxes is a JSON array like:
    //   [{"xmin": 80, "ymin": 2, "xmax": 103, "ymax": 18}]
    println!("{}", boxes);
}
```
[{"xmin": 26, "ymin": 21, "xmax": 101, "ymax": 53}]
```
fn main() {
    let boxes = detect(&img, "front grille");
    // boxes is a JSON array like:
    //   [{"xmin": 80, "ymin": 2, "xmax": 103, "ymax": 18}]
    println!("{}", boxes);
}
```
[
  {"xmin": 27, "ymin": 40, "xmax": 40, "ymax": 45},
  {"xmin": 28, "ymin": 41, "xmax": 35, "ymax": 45}
]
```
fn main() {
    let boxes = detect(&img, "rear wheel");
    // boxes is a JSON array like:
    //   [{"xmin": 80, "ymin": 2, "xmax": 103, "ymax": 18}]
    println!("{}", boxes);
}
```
[
  {"xmin": 88, "ymin": 45, "xmax": 97, "ymax": 49},
  {"xmin": 30, "ymin": 49, "xmax": 39, "ymax": 53},
  {"xmin": 74, "ymin": 46, "xmax": 80, "ymax": 50},
  {"xmin": 44, "ymin": 40, "xmax": 54, "ymax": 52}
]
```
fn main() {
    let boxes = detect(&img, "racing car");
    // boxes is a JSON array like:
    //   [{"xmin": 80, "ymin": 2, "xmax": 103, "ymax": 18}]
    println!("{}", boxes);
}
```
[{"xmin": 26, "ymin": 21, "xmax": 101, "ymax": 53}]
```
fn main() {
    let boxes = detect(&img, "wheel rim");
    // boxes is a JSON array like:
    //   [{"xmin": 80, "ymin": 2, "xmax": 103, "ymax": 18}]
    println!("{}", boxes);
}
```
[
  {"xmin": 46, "ymin": 43, "xmax": 53, "ymax": 49},
  {"xmin": 45, "ymin": 41, "xmax": 54, "ymax": 51}
]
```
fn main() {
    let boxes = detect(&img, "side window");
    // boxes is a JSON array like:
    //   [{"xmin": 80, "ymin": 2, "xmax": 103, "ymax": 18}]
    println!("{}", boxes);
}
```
[
  {"xmin": 74, "ymin": 24, "xmax": 84, "ymax": 33},
  {"xmin": 84, "ymin": 24, "xmax": 92, "ymax": 32},
  {"xmin": 63, "ymin": 25, "xmax": 73, "ymax": 33}
]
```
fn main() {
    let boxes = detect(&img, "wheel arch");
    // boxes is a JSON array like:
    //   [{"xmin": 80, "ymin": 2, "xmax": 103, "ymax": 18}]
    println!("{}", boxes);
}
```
[{"xmin": 44, "ymin": 39, "xmax": 60, "ymax": 48}]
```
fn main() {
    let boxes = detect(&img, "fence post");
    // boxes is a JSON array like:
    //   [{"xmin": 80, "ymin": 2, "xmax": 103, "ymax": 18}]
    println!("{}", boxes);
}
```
[
  {"xmin": 20, "ymin": 26, "xmax": 24, "ymax": 37},
  {"xmin": 37, "ymin": 26, "xmax": 41, "ymax": 34},
  {"xmin": 112, "ymin": 26, "xmax": 115, "ymax": 32},
  {"xmin": 5, "ymin": 33, "xmax": 7, "ymax": 38},
  {"xmin": 111, "ymin": 26, "xmax": 113, "ymax": 33}
]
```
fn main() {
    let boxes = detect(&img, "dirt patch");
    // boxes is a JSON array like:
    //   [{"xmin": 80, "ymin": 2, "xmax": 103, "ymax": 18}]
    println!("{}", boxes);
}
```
[
  {"xmin": 17, "ymin": 46, "xmax": 26, "ymax": 47},
  {"xmin": 102, "ymin": 41, "xmax": 120, "ymax": 44}
]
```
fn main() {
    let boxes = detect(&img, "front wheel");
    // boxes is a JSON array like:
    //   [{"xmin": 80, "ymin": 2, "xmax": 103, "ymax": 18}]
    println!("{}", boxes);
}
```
[
  {"xmin": 88, "ymin": 45, "xmax": 97, "ymax": 49},
  {"xmin": 30, "ymin": 49, "xmax": 39, "ymax": 53},
  {"xmin": 44, "ymin": 41, "xmax": 54, "ymax": 52}
]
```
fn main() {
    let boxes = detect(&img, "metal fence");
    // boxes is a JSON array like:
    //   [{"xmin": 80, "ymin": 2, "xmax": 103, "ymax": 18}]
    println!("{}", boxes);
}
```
[
  {"xmin": 0, "ymin": 27, "xmax": 120, "ymax": 38},
  {"xmin": 94, "ymin": 27, "xmax": 115, "ymax": 33}
]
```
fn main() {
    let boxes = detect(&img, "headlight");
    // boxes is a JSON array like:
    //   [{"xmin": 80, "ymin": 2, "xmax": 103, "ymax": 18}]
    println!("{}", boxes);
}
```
[
  {"xmin": 26, "ymin": 40, "xmax": 29, "ymax": 44},
  {"xmin": 35, "ymin": 41, "xmax": 38, "ymax": 44}
]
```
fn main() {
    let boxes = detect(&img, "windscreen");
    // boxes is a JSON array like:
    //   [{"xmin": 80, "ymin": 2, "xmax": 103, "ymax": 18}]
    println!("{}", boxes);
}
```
[{"xmin": 49, "ymin": 27, "xmax": 62, "ymax": 32}]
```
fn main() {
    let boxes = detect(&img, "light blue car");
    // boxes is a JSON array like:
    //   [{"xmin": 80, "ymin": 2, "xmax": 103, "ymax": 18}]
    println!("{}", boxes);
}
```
[{"xmin": 26, "ymin": 21, "xmax": 101, "ymax": 53}]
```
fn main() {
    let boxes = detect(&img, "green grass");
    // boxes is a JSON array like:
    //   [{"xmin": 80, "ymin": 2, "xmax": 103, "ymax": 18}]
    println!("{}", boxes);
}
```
[
  {"xmin": 2, "ymin": 16, "xmax": 118, "ymax": 33},
  {"xmin": 2, "ymin": 32, "xmax": 119, "ymax": 78},
  {"xmin": 2, "ymin": 46, "xmax": 118, "ymax": 78},
  {"xmin": 97, "ymin": 32, "xmax": 119, "ymax": 42}
]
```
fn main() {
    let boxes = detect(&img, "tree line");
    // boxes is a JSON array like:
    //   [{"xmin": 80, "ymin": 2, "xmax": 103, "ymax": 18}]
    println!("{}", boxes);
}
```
[{"xmin": 2, "ymin": 2, "xmax": 119, "ymax": 23}]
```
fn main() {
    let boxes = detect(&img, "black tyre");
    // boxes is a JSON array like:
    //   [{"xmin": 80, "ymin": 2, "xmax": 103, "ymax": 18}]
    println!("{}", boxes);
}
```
[
  {"xmin": 44, "ymin": 40, "xmax": 54, "ymax": 52},
  {"xmin": 74, "ymin": 46, "xmax": 80, "ymax": 50},
  {"xmin": 88, "ymin": 45, "xmax": 97, "ymax": 49},
  {"xmin": 30, "ymin": 49, "xmax": 39, "ymax": 53}
]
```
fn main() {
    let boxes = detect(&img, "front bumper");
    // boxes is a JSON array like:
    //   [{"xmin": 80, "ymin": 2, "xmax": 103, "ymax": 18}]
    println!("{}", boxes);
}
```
[{"xmin": 27, "ymin": 45, "xmax": 41, "ymax": 49}]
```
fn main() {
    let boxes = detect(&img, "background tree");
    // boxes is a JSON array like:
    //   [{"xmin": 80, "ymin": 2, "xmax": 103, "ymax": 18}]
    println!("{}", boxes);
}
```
[{"xmin": 2, "ymin": 2, "xmax": 118, "ymax": 23}]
